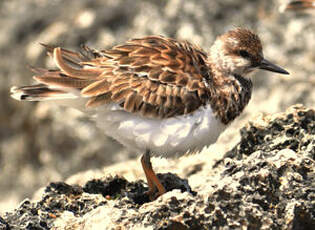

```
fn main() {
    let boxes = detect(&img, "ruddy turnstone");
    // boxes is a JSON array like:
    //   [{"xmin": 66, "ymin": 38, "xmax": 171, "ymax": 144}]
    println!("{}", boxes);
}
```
[
  {"xmin": 11, "ymin": 28, "xmax": 289, "ymax": 199},
  {"xmin": 279, "ymin": 0, "xmax": 315, "ymax": 12}
]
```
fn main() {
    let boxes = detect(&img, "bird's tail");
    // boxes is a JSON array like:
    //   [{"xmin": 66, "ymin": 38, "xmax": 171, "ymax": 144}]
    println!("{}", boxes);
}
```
[
  {"xmin": 10, "ymin": 84, "xmax": 78, "ymax": 101},
  {"xmin": 10, "ymin": 44, "xmax": 104, "ymax": 103}
]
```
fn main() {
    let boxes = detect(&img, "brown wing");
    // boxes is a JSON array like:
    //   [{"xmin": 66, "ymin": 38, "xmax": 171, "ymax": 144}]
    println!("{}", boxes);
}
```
[{"xmin": 32, "ymin": 36, "xmax": 211, "ymax": 118}]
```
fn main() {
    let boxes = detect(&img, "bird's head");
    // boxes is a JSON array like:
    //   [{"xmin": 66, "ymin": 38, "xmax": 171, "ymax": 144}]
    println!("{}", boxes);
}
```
[{"xmin": 209, "ymin": 28, "xmax": 289, "ymax": 77}]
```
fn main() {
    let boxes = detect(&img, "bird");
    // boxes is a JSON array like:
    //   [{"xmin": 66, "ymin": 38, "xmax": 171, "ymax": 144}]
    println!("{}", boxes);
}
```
[
  {"xmin": 10, "ymin": 28, "xmax": 289, "ymax": 199},
  {"xmin": 279, "ymin": 0, "xmax": 315, "ymax": 12}
]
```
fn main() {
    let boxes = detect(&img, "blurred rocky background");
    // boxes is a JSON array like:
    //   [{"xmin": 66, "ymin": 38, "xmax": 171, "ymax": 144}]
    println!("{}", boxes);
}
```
[{"xmin": 0, "ymin": 0, "xmax": 314, "ymax": 214}]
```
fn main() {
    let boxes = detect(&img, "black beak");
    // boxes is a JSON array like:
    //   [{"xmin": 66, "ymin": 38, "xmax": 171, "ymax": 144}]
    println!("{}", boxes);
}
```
[{"xmin": 259, "ymin": 58, "xmax": 289, "ymax": 75}]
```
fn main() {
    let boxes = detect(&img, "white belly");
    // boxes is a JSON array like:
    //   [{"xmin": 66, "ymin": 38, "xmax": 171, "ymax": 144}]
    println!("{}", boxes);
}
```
[{"xmin": 93, "ymin": 104, "xmax": 226, "ymax": 157}]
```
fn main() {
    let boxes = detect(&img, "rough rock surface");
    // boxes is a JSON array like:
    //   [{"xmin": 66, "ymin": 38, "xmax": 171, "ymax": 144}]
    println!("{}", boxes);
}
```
[{"xmin": 1, "ymin": 105, "xmax": 314, "ymax": 229}]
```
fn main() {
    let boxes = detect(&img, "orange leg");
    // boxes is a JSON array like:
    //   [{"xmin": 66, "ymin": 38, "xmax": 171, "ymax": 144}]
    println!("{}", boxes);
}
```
[{"xmin": 141, "ymin": 151, "xmax": 166, "ymax": 199}]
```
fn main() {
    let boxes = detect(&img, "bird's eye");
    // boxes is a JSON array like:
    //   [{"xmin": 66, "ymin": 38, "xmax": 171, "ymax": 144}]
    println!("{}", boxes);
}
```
[{"xmin": 239, "ymin": 50, "xmax": 250, "ymax": 58}]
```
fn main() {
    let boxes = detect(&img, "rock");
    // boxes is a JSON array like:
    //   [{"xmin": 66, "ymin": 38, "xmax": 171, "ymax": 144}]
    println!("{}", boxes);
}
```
[
  {"xmin": 224, "ymin": 104, "xmax": 315, "ymax": 159},
  {"xmin": 1, "ymin": 104, "xmax": 314, "ymax": 229}
]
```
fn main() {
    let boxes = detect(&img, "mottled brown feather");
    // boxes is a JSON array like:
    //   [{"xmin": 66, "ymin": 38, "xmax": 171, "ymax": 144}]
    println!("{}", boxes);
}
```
[
  {"xmin": 86, "ymin": 93, "xmax": 112, "ymax": 108},
  {"xmin": 111, "ymin": 89, "xmax": 134, "ymax": 103},
  {"xmin": 81, "ymin": 79, "xmax": 110, "ymax": 96},
  {"xmin": 25, "ymin": 36, "xmax": 212, "ymax": 118},
  {"xmin": 34, "ymin": 75, "xmax": 94, "ymax": 89},
  {"xmin": 53, "ymin": 48, "xmax": 104, "ymax": 79},
  {"xmin": 124, "ymin": 92, "xmax": 137, "ymax": 112}
]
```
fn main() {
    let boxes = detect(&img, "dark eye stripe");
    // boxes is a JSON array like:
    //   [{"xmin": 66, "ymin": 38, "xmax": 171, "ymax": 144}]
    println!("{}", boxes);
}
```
[{"xmin": 239, "ymin": 50, "xmax": 250, "ymax": 58}]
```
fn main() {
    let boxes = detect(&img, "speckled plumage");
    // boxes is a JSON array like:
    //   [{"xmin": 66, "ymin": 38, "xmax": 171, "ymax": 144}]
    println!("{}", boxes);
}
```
[
  {"xmin": 11, "ymin": 28, "xmax": 289, "ymax": 198},
  {"xmin": 11, "ymin": 30, "xmax": 261, "ymax": 124},
  {"xmin": 10, "ymin": 28, "xmax": 289, "ymax": 153}
]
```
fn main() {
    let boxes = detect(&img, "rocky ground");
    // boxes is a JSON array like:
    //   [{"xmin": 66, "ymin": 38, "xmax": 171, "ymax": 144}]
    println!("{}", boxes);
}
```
[{"xmin": 0, "ymin": 0, "xmax": 314, "ymax": 229}]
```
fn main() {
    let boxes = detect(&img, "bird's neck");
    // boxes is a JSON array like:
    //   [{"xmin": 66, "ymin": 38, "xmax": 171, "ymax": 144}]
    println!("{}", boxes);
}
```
[{"xmin": 205, "ymin": 64, "xmax": 253, "ymax": 125}]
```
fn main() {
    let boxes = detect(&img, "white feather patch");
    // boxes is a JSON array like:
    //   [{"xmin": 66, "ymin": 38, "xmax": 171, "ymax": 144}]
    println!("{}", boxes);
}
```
[{"xmin": 94, "ymin": 103, "xmax": 227, "ymax": 157}]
